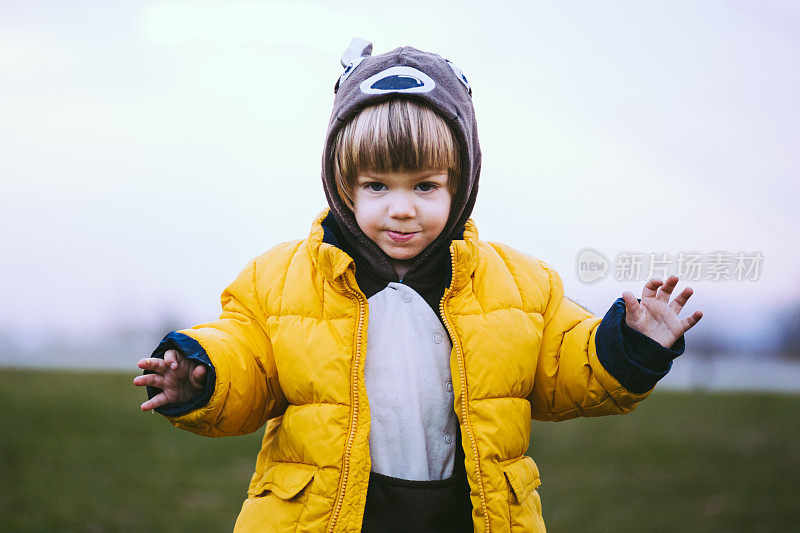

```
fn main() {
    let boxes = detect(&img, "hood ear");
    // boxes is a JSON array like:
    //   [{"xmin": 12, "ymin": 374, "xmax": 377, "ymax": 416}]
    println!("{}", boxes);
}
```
[
  {"xmin": 340, "ymin": 37, "xmax": 372, "ymax": 67},
  {"xmin": 335, "ymin": 37, "xmax": 373, "ymax": 93}
]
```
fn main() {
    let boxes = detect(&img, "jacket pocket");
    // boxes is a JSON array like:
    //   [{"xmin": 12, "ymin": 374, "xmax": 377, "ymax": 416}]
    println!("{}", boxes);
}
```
[
  {"xmin": 247, "ymin": 461, "xmax": 319, "ymax": 499},
  {"xmin": 502, "ymin": 455, "xmax": 541, "ymax": 504}
]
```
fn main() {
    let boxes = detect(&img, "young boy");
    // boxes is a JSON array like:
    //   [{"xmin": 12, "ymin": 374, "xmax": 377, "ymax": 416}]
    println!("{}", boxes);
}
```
[{"xmin": 134, "ymin": 39, "xmax": 702, "ymax": 532}]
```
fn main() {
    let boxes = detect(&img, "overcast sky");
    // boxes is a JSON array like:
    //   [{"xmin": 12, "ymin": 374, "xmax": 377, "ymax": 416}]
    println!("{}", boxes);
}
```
[{"xmin": 1, "ymin": 0, "xmax": 798, "ymax": 357}]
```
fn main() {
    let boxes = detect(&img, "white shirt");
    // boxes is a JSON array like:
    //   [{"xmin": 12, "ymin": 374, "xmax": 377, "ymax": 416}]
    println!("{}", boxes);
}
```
[{"xmin": 363, "ymin": 282, "xmax": 459, "ymax": 481}]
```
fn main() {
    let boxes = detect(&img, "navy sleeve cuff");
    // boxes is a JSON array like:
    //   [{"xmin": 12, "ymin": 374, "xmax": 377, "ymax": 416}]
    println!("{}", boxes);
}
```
[
  {"xmin": 595, "ymin": 297, "xmax": 685, "ymax": 394},
  {"xmin": 143, "ymin": 331, "xmax": 217, "ymax": 417}
]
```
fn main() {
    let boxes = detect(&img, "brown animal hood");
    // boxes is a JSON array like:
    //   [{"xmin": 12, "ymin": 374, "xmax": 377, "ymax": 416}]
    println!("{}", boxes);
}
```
[{"xmin": 321, "ymin": 38, "xmax": 481, "ymax": 285}]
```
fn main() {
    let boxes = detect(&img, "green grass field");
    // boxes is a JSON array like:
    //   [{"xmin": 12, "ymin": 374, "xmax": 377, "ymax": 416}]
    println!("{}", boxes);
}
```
[{"xmin": 2, "ymin": 368, "xmax": 799, "ymax": 532}]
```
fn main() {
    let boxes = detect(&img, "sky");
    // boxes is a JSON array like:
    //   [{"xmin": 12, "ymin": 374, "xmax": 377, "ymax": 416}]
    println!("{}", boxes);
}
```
[{"xmin": 1, "ymin": 0, "xmax": 798, "ymax": 358}]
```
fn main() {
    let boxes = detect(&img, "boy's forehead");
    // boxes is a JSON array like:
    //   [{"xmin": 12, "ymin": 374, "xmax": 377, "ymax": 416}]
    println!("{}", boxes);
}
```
[{"xmin": 358, "ymin": 169, "xmax": 449, "ymax": 180}]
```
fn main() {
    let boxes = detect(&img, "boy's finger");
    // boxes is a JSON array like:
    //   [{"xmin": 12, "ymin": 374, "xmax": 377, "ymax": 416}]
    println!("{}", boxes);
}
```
[
  {"xmin": 669, "ymin": 287, "xmax": 693, "ymax": 315},
  {"xmin": 189, "ymin": 363, "xmax": 207, "ymax": 389},
  {"xmin": 163, "ymin": 349, "xmax": 180, "ymax": 371},
  {"xmin": 622, "ymin": 291, "xmax": 639, "ymax": 317},
  {"xmin": 681, "ymin": 310, "xmax": 703, "ymax": 331},
  {"xmin": 133, "ymin": 373, "xmax": 165, "ymax": 389},
  {"xmin": 642, "ymin": 279, "xmax": 662, "ymax": 299},
  {"xmin": 657, "ymin": 276, "xmax": 679, "ymax": 301},
  {"xmin": 140, "ymin": 391, "xmax": 168, "ymax": 411},
  {"xmin": 138, "ymin": 357, "xmax": 167, "ymax": 374}
]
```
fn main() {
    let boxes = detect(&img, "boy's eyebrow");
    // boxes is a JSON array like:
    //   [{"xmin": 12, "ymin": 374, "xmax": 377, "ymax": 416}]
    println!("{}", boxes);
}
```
[
  {"xmin": 422, "ymin": 172, "xmax": 449, "ymax": 180},
  {"xmin": 358, "ymin": 170, "xmax": 448, "ymax": 180}
]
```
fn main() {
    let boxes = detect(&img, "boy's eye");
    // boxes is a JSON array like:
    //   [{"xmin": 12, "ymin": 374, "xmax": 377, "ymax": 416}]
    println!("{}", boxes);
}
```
[
  {"xmin": 365, "ymin": 182, "xmax": 386, "ymax": 192},
  {"xmin": 416, "ymin": 182, "xmax": 437, "ymax": 192}
]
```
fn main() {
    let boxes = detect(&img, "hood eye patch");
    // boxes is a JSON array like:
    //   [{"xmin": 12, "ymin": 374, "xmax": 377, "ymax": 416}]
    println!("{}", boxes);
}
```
[
  {"xmin": 359, "ymin": 66, "xmax": 435, "ymax": 95},
  {"xmin": 335, "ymin": 56, "xmax": 367, "ymax": 93},
  {"xmin": 371, "ymin": 74, "xmax": 424, "ymax": 90},
  {"xmin": 446, "ymin": 60, "xmax": 472, "ymax": 96}
]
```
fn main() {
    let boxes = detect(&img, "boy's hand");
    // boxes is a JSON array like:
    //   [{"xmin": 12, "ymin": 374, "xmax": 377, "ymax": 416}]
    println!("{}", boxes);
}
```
[
  {"xmin": 133, "ymin": 349, "xmax": 208, "ymax": 411},
  {"xmin": 622, "ymin": 275, "xmax": 703, "ymax": 349}
]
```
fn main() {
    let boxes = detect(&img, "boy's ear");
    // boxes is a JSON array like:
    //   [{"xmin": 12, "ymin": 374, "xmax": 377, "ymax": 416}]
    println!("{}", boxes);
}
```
[{"xmin": 335, "ymin": 37, "xmax": 373, "ymax": 94}]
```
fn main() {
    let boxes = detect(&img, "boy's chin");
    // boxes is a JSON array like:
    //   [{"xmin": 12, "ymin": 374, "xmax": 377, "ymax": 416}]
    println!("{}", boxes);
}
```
[
  {"xmin": 388, "ymin": 254, "xmax": 419, "ymax": 265},
  {"xmin": 380, "ymin": 244, "xmax": 423, "ymax": 263}
]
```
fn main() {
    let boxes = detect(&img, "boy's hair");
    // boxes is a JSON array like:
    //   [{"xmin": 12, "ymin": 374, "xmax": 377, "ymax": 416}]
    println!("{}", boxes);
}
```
[{"xmin": 333, "ymin": 98, "xmax": 461, "ymax": 210}]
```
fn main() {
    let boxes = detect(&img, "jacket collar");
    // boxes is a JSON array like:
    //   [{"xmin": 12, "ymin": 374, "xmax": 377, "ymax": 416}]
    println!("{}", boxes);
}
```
[
  {"xmin": 308, "ymin": 209, "xmax": 354, "ymax": 283},
  {"xmin": 449, "ymin": 221, "xmax": 480, "ymax": 292}
]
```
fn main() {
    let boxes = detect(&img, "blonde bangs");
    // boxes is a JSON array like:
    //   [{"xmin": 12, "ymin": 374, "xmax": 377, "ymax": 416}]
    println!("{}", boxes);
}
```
[{"xmin": 334, "ymin": 99, "xmax": 460, "ymax": 209}]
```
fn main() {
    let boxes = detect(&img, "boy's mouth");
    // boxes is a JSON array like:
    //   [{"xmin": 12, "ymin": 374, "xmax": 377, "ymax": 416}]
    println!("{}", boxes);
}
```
[{"xmin": 386, "ymin": 230, "xmax": 418, "ymax": 242}]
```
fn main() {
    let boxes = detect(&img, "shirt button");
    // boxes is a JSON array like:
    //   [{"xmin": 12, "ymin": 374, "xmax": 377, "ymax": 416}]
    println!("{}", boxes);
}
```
[
  {"xmin": 444, "ymin": 434, "xmax": 453, "ymax": 444},
  {"xmin": 433, "ymin": 333, "xmax": 443, "ymax": 344},
  {"xmin": 446, "ymin": 381, "xmax": 453, "ymax": 392},
  {"xmin": 402, "ymin": 292, "xmax": 412, "ymax": 303}
]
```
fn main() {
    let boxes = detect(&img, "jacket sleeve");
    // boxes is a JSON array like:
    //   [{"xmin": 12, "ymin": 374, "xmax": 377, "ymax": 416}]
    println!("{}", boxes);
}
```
[
  {"xmin": 144, "ymin": 256, "xmax": 288, "ymax": 437},
  {"xmin": 529, "ymin": 262, "xmax": 684, "ymax": 421}
]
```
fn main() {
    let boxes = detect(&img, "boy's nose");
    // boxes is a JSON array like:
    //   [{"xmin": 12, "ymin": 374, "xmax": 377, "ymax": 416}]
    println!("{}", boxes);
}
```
[{"xmin": 388, "ymin": 194, "xmax": 415, "ymax": 218}]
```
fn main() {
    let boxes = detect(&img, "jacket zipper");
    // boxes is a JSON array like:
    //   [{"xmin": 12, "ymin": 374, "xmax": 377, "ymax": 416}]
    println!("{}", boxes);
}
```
[
  {"xmin": 328, "ymin": 271, "xmax": 366, "ymax": 533},
  {"xmin": 440, "ymin": 246, "xmax": 491, "ymax": 533}
]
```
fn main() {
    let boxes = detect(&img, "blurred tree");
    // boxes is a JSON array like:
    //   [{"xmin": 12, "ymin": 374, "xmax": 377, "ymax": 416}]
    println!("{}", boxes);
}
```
[
  {"xmin": 686, "ymin": 329, "xmax": 727, "ymax": 357},
  {"xmin": 776, "ymin": 301, "xmax": 800, "ymax": 359},
  {"xmin": 684, "ymin": 328, "xmax": 726, "ymax": 390}
]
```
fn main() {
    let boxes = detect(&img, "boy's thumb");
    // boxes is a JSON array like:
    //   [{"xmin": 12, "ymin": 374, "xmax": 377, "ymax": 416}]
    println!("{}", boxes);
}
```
[
  {"xmin": 622, "ymin": 291, "xmax": 639, "ymax": 314},
  {"xmin": 191, "ymin": 363, "xmax": 207, "ymax": 388}
]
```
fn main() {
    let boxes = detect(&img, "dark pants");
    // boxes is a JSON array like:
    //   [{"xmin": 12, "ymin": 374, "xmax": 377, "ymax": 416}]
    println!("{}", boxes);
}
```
[{"xmin": 361, "ymin": 428, "xmax": 473, "ymax": 532}]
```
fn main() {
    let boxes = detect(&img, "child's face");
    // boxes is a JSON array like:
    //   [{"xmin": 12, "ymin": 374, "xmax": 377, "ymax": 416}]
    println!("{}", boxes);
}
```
[{"xmin": 352, "ymin": 168, "xmax": 452, "ymax": 268}]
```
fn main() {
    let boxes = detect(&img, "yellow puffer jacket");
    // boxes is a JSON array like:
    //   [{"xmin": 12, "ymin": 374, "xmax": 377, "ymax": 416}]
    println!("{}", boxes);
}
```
[{"xmin": 164, "ymin": 209, "xmax": 651, "ymax": 532}]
